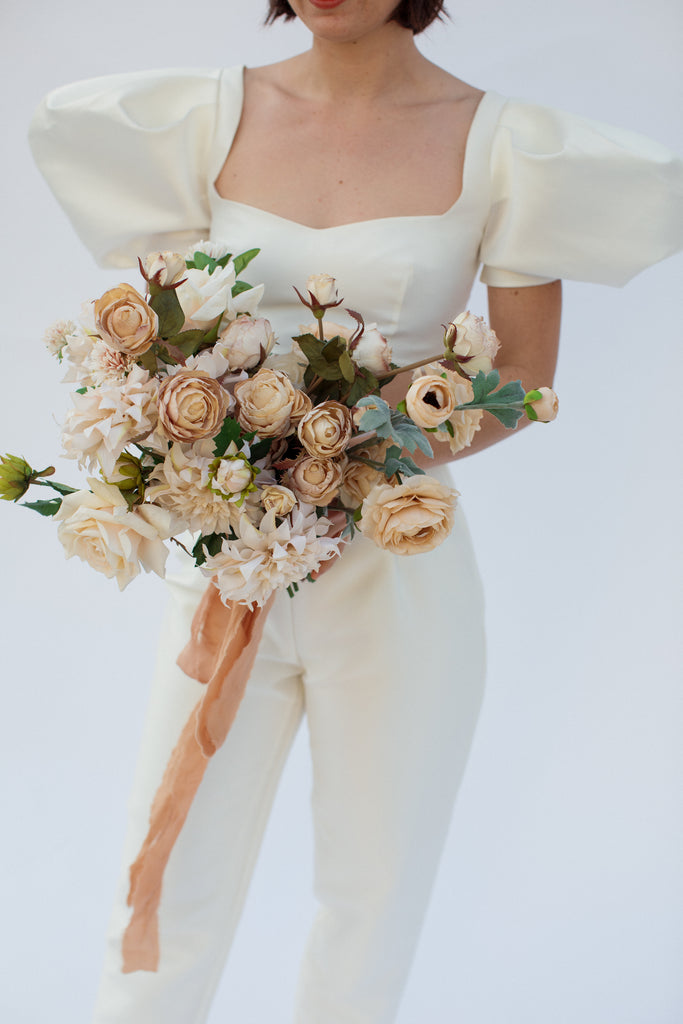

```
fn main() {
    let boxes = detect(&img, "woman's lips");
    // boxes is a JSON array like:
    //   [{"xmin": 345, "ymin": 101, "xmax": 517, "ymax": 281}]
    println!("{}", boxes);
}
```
[{"xmin": 309, "ymin": 0, "xmax": 347, "ymax": 9}]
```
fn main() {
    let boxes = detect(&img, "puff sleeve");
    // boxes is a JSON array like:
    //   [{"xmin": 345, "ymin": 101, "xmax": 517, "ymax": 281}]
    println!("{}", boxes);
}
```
[
  {"xmin": 28, "ymin": 67, "xmax": 226, "ymax": 268},
  {"xmin": 479, "ymin": 100, "xmax": 683, "ymax": 287}
]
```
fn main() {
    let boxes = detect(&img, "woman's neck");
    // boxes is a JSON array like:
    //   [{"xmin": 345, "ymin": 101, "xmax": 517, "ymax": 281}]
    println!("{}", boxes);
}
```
[{"xmin": 288, "ymin": 24, "xmax": 430, "ymax": 104}]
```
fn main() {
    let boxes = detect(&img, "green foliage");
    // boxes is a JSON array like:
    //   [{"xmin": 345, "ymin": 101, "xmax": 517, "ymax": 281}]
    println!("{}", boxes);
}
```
[
  {"xmin": 191, "ymin": 532, "xmax": 226, "ymax": 567},
  {"xmin": 149, "ymin": 288, "xmax": 185, "ymax": 339},
  {"xmin": 463, "ymin": 371, "xmax": 527, "ymax": 429},
  {"xmin": 354, "ymin": 396, "xmax": 433, "ymax": 458},
  {"xmin": 23, "ymin": 497, "xmax": 62, "ymax": 517},
  {"xmin": 232, "ymin": 280, "xmax": 254, "ymax": 297},
  {"xmin": 249, "ymin": 437, "xmax": 274, "ymax": 463},
  {"xmin": 233, "ymin": 248, "xmax": 260, "ymax": 276},
  {"xmin": 212, "ymin": 416, "xmax": 253, "ymax": 457},
  {"xmin": 297, "ymin": 334, "xmax": 348, "ymax": 382},
  {"xmin": 381, "ymin": 445, "xmax": 424, "ymax": 478},
  {"xmin": 164, "ymin": 329, "xmax": 206, "ymax": 359},
  {"xmin": 344, "ymin": 367, "xmax": 379, "ymax": 407}
]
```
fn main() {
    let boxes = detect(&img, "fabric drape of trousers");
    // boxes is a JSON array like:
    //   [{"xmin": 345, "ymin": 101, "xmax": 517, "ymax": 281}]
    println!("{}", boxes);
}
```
[{"xmin": 91, "ymin": 501, "xmax": 486, "ymax": 1024}]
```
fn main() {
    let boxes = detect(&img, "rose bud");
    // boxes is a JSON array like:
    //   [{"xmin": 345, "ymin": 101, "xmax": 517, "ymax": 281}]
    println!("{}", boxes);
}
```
[
  {"xmin": 260, "ymin": 484, "xmax": 297, "ymax": 517},
  {"xmin": 405, "ymin": 375, "xmax": 455, "ymax": 429},
  {"xmin": 94, "ymin": 284, "xmax": 158, "ymax": 357},
  {"xmin": 350, "ymin": 324, "xmax": 393, "ymax": 376},
  {"xmin": 525, "ymin": 386, "xmax": 559, "ymax": 422},
  {"xmin": 218, "ymin": 316, "xmax": 276, "ymax": 371},
  {"xmin": 141, "ymin": 251, "xmax": 187, "ymax": 288},
  {"xmin": 0, "ymin": 454, "xmax": 35, "ymax": 502},
  {"xmin": 306, "ymin": 273, "xmax": 338, "ymax": 307}
]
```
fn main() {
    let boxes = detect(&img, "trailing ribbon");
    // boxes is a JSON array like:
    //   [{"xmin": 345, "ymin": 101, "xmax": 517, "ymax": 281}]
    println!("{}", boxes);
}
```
[{"xmin": 121, "ymin": 585, "xmax": 274, "ymax": 973}]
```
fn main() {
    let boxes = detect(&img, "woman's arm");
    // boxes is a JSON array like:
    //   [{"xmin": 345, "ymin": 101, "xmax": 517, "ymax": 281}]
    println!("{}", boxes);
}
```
[{"xmin": 380, "ymin": 279, "xmax": 562, "ymax": 467}]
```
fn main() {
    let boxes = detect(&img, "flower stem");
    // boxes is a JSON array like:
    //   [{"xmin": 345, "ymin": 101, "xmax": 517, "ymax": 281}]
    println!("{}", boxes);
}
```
[{"xmin": 376, "ymin": 352, "xmax": 446, "ymax": 384}]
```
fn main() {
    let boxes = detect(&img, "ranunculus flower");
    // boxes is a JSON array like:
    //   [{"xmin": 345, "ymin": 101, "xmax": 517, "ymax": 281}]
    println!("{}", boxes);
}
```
[
  {"xmin": 405, "ymin": 374, "xmax": 455, "ymax": 429},
  {"xmin": 286, "ymin": 456, "xmax": 346, "ymax": 506},
  {"xmin": 413, "ymin": 362, "xmax": 483, "ymax": 455},
  {"xmin": 525, "ymin": 386, "xmax": 559, "ymax": 422},
  {"xmin": 306, "ymin": 273, "xmax": 338, "ymax": 306},
  {"xmin": 94, "ymin": 284, "xmax": 158, "ymax": 357},
  {"xmin": 211, "ymin": 446, "xmax": 256, "ymax": 499},
  {"xmin": 175, "ymin": 263, "xmax": 236, "ymax": 331},
  {"xmin": 446, "ymin": 311, "xmax": 500, "ymax": 375},
  {"xmin": 351, "ymin": 324, "xmax": 393, "ymax": 376},
  {"xmin": 289, "ymin": 388, "xmax": 313, "ymax": 427},
  {"xmin": 298, "ymin": 401, "xmax": 353, "ymax": 459},
  {"xmin": 55, "ymin": 478, "xmax": 173, "ymax": 590},
  {"xmin": 260, "ymin": 484, "xmax": 297, "ymax": 517},
  {"xmin": 359, "ymin": 476, "xmax": 458, "ymax": 555},
  {"xmin": 142, "ymin": 251, "xmax": 187, "ymax": 287},
  {"xmin": 234, "ymin": 367, "xmax": 297, "ymax": 438},
  {"xmin": 217, "ymin": 316, "xmax": 276, "ymax": 370},
  {"xmin": 157, "ymin": 370, "xmax": 229, "ymax": 443}
]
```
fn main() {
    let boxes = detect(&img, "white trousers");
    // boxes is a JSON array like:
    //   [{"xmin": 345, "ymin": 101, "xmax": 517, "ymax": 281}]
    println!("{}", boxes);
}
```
[{"xmin": 91, "ymin": 501, "xmax": 486, "ymax": 1024}]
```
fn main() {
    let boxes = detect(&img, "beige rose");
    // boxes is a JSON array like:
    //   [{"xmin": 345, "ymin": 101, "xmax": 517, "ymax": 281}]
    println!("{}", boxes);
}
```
[
  {"xmin": 306, "ymin": 273, "xmax": 338, "ymax": 306},
  {"xmin": 359, "ymin": 476, "xmax": 458, "ymax": 555},
  {"xmin": 340, "ymin": 441, "xmax": 391, "ymax": 507},
  {"xmin": 287, "ymin": 456, "xmax": 346, "ymax": 507},
  {"xmin": 446, "ymin": 311, "xmax": 500, "ymax": 375},
  {"xmin": 234, "ymin": 367, "xmax": 298, "ymax": 438},
  {"xmin": 526, "ymin": 386, "xmax": 559, "ymax": 422},
  {"xmin": 298, "ymin": 401, "xmax": 353, "ymax": 459},
  {"xmin": 94, "ymin": 284, "xmax": 158, "ymax": 357},
  {"xmin": 351, "ymin": 324, "xmax": 393, "ymax": 376},
  {"xmin": 290, "ymin": 388, "xmax": 313, "ymax": 427},
  {"xmin": 260, "ymin": 484, "xmax": 297, "ymax": 516},
  {"xmin": 217, "ymin": 316, "xmax": 276, "ymax": 371},
  {"xmin": 55, "ymin": 478, "xmax": 173, "ymax": 590},
  {"xmin": 405, "ymin": 374, "xmax": 456, "ymax": 429},
  {"xmin": 157, "ymin": 369, "xmax": 228, "ymax": 443}
]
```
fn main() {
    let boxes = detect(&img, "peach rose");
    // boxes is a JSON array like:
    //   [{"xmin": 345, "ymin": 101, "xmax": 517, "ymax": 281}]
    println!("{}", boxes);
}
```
[
  {"xmin": 94, "ymin": 284, "xmax": 158, "ymax": 357},
  {"xmin": 260, "ymin": 484, "xmax": 297, "ymax": 517},
  {"xmin": 298, "ymin": 401, "xmax": 353, "ymax": 459},
  {"xmin": 157, "ymin": 370, "xmax": 228, "ymax": 443},
  {"xmin": 405, "ymin": 374, "xmax": 456, "ymax": 429},
  {"xmin": 340, "ymin": 441, "xmax": 391, "ymax": 507},
  {"xmin": 359, "ymin": 476, "xmax": 458, "ymax": 555},
  {"xmin": 286, "ymin": 456, "xmax": 346, "ymax": 507},
  {"xmin": 234, "ymin": 367, "xmax": 297, "ymax": 438}
]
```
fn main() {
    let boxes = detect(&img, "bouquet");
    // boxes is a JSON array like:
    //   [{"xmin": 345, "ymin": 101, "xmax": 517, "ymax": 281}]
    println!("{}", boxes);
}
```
[{"xmin": 1, "ymin": 240, "xmax": 558, "ymax": 970}]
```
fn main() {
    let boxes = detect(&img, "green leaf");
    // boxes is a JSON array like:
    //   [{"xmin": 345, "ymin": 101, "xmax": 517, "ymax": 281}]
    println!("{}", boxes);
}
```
[
  {"xmin": 249, "ymin": 438, "xmax": 273, "ymax": 462},
  {"xmin": 382, "ymin": 445, "xmax": 424, "ymax": 479},
  {"xmin": 387, "ymin": 411, "xmax": 433, "ymax": 457},
  {"xmin": 338, "ymin": 349, "xmax": 356, "ymax": 384},
  {"xmin": 191, "ymin": 532, "xmax": 225, "ymax": 566},
  {"xmin": 232, "ymin": 280, "xmax": 253, "ymax": 297},
  {"xmin": 150, "ymin": 289, "xmax": 185, "ymax": 339},
  {"xmin": 22, "ymin": 497, "xmax": 62, "ymax": 517},
  {"xmin": 354, "ymin": 395, "xmax": 392, "ymax": 432},
  {"xmin": 297, "ymin": 335, "xmax": 344, "ymax": 380},
  {"xmin": 164, "ymin": 329, "xmax": 206, "ymax": 358},
  {"xmin": 213, "ymin": 416, "xmax": 250, "ymax": 457},
  {"xmin": 75, "ymin": 386, "xmax": 88, "ymax": 395},
  {"xmin": 44, "ymin": 480, "xmax": 78, "ymax": 496},
  {"xmin": 344, "ymin": 368, "xmax": 378, "ymax": 407},
  {"xmin": 191, "ymin": 252, "xmax": 212, "ymax": 271},
  {"xmin": 233, "ymin": 248, "xmax": 260, "ymax": 276}
]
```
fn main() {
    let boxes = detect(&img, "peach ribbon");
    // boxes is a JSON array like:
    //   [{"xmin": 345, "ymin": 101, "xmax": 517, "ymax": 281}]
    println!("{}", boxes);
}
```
[{"xmin": 121, "ymin": 584, "xmax": 274, "ymax": 973}]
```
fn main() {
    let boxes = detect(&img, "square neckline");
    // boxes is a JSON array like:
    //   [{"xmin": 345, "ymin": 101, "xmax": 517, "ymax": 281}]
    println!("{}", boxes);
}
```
[{"xmin": 210, "ymin": 65, "xmax": 498, "ymax": 234}]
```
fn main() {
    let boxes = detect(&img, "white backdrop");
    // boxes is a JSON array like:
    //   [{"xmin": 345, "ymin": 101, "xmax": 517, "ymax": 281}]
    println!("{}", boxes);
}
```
[{"xmin": 1, "ymin": 2, "xmax": 681, "ymax": 1022}]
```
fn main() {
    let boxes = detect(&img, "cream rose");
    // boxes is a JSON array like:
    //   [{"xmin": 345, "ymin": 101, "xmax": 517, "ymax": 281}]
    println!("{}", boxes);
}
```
[
  {"xmin": 157, "ymin": 369, "xmax": 228, "ymax": 443},
  {"xmin": 351, "ymin": 324, "xmax": 393, "ymax": 376},
  {"xmin": 55, "ymin": 478, "xmax": 173, "ymax": 590},
  {"xmin": 260, "ymin": 484, "xmax": 297, "ymax": 517},
  {"xmin": 290, "ymin": 388, "xmax": 313, "ymax": 427},
  {"xmin": 359, "ymin": 476, "xmax": 458, "ymax": 556},
  {"xmin": 298, "ymin": 401, "xmax": 353, "ymax": 459},
  {"xmin": 94, "ymin": 284, "xmax": 158, "ymax": 357},
  {"xmin": 142, "ymin": 251, "xmax": 187, "ymax": 287},
  {"xmin": 217, "ymin": 316, "xmax": 276, "ymax": 370},
  {"xmin": 175, "ymin": 263, "xmax": 236, "ymax": 330},
  {"xmin": 234, "ymin": 367, "xmax": 298, "ymax": 438},
  {"xmin": 446, "ymin": 311, "xmax": 500, "ymax": 375},
  {"xmin": 287, "ymin": 456, "xmax": 346, "ymax": 506},
  {"xmin": 405, "ymin": 374, "xmax": 456, "ymax": 429},
  {"xmin": 306, "ymin": 273, "xmax": 338, "ymax": 306},
  {"xmin": 526, "ymin": 386, "xmax": 559, "ymax": 422}
]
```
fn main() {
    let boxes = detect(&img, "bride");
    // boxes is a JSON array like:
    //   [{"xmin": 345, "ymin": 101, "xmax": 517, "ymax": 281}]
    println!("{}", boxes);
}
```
[{"xmin": 25, "ymin": 2, "xmax": 683, "ymax": 1022}]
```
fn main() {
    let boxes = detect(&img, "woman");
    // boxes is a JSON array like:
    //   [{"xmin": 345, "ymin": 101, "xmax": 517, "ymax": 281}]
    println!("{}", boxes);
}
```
[{"xmin": 28, "ymin": 1, "xmax": 683, "ymax": 1022}]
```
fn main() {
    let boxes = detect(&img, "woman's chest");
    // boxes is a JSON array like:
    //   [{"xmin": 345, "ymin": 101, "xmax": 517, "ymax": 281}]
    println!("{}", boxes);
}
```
[{"xmin": 214, "ymin": 87, "xmax": 484, "ymax": 230}]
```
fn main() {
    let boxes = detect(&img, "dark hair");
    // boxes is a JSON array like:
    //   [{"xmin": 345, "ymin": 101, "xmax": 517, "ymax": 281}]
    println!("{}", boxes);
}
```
[{"xmin": 265, "ymin": 1, "xmax": 448, "ymax": 35}]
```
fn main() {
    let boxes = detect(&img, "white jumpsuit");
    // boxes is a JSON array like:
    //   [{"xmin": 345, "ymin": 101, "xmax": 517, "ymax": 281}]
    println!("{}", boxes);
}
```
[{"xmin": 29, "ymin": 65, "xmax": 683, "ymax": 1024}]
